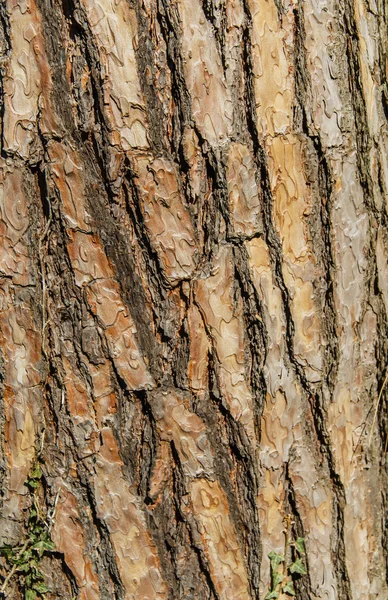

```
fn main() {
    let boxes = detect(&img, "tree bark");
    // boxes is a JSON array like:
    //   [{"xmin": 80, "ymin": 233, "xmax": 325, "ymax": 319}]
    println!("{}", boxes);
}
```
[{"xmin": 0, "ymin": 0, "xmax": 387, "ymax": 598}]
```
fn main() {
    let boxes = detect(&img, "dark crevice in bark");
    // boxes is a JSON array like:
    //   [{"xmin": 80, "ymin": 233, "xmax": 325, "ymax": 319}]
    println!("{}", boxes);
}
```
[
  {"xmin": 123, "ymin": 173, "xmax": 168, "ymax": 299},
  {"xmin": 284, "ymin": 462, "xmax": 312, "ymax": 600},
  {"xmin": 377, "ymin": 147, "xmax": 388, "ymax": 198},
  {"xmin": 203, "ymin": 361, "xmax": 261, "ymax": 598},
  {"xmin": 0, "ymin": 3, "xmax": 10, "ymax": 158},
  {"xmin": 77, "ymin": 469, "xmax": 125, "ymax": 600},
  {"xmin": 157, "ymin": 0, "xmax": 232, "ymax": 259},
  {"xmin": 307, "ymin": 394, "xmax": 353, "ymax": 600},
  {"xmin": 157, "ymin": 0, "xmax": 194, "ymax": 146},
  {"xmin": 172, "ymin": 314, "xmax": 190, "ymax": 391},
  {"xmin": 373, "ymin": 295, "xmax": 388, "ymax": 584},
  {"xmin": 293, "ymin": 4, "xmax": 339, "ymax": 397},
  {"xmin": 81, "ymin": 161, "xmax": 163, "ymax": 379},
  {"xmin": 0, "ymin": 349, "xmax": 7, "ymax": 517},
  {"xmin": 42, "ymin": 374, "xmax": 63, "ymax": 445},
  {"xmin": 315, "ymin": 141, "xmax": 338, "ymax": 391},
  {"xmin": 133, "ymin": 0, "xmax": 168, "ymax": 154},
  {"xmin": 341, "ymin": 0, "xmax": 378, "ymax": 218},
  {"xmin": 0, "ymin": 2, "xmax": 11, "ymax": 55},
  {"xmin": 137, "ymin": 393, "xmax": 157, "ymax": 498},
  {"xmin": 117, "ymin": 391, "xmax": 181, "ymax": 597},
  {"xmin": 61, "ymin": 479, "xmax": 113, "ymax": 598},
  {"xmin": 200, "ymin": 0, "xmax": 227, "ymax": 71},
  {"xmin": 185, "ymin": 529, "xmax": 220, "ymax": 598},
  {"xmin": 122, "ymin": 174, "xmax": 183, "ymax": 377},
  {"xmin": 170, "ymin": 440, "xmax": 217, "ymax": 600},
  {"xmin": 232, "ymin": 244, "xmax": 268, "ymax": 421},
  {"xmin": 61, "ymin": 0, "xmax": 121, "ymax": 182},
  {"xmin": 34, "ymin": 164, "xmax": 51, "ymax": 224},
  {"xmin": 50, "ymin": 551, "xmax": 79, "ymax": 599},
  {"xmin": 330, "ymin": 487, "xmax": 353, "ymax": 600},
  {"xmin": 36, "ymin": 0, "xmax": 77, "ymax": 139},
  {"xmin": 273, "ymin": 0, "xmax": 285, "ymax": 21},
  {"xmin": 146, "ymin": 499, "xmax": 180, "ymax": 599},
  {"xmin": 157, "ymin": 0, "xmax": 229, "ymax": 262},
  {"xmin": 377, "ymin": 0, "xmax": 388, "ymax": 121},
  {"xmin": 240, "ymin": 4, "xmax": 297, "ymax": 371},
  {"xmin": 194, "ymin": 147, "xmax": 224, "ymax": 260},
  {"xmin": 201, "ymin": 148, "xmax": 229, "ymax": 250}
]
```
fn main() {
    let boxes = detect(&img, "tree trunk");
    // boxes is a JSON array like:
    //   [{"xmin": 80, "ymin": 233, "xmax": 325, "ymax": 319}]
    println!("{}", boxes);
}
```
[{"xmin": 0, "ymin": 0, "xmax": 387, "ymax": 598}]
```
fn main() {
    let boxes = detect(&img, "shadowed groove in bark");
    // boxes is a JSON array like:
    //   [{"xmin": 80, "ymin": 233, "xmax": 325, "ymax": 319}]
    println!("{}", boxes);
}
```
[
  {"xmin": 123, "ymin": 170, "xmax": 173, "ymax": 297},
  {"xmin": 77, "ymin": 466, "xmax": 127, "ymax": 600},
  {"xmin": 239, "ymin": 1, "xmax": 314, "ymax": 394},
  {"xmin": 200, "ymin": 0, "xmax": 227, "ymax": 71},
  {"xmin": 156, "ymin": 0, "xmax": 227, "ymax": 256},
  {"xmin": 192, "ymin": 143, "xmax": 225, "ymax": 259},
  {"xmin": 36, "ymin": 0, "xmax": 77, "ymax": 139},
  {"xmin": 197, "ymin": 377, "xmax": 261, "ymax": 597},
  {"xmin": 293, "ymin": 4, "xmax": 339, "ymax": 396},
  {"xmin": 0, "ymin": 349, "xmax": 6, "ymax": 515},
  {"xmin": 84, "ymin": 159, "xmax": 163, "ymax": 378},
  {"xmin": 239, "ymin": 1, "xmax": 298, "ymax": 376},
  {"xmin": 132, "ymin": 0, "xmax": 171, "ymax": 153},
  {"xmin": 341, "ymin": 0, "xmax": 377, "ymax": 218},
  {"xmin": 231, "ymin": 243, "xmax": 268, "ymax": 418},
  {"xmin": 202, "ymin": 147, "xmax": 231, "ymax": 251},
  {"xmin": 157, "ymin": 0, "xmax": 193, "ymax": 141},
  {"xmin": 284, "ymin": 461, "xmax": 312, "ymax": 600},
  {"xmin": 373, "ymin": 294, "xmax": 388, "ymax": 585},
  {"xmin": 168, "ymin": 437, "xmax": 218, "ymax": 600},
  {"xmin": 60, "ymin": 0, "xmax": 123, "ymax": 176},
  {"xmin": 122, "ymin": 390, "xmax": 183, "ymax": 598},
  {"xmin": 0, "ymin": 3, "xmax": 10, "ymax": 155},
  {"xmin": 172, "ymin": 306, "xmax": 191, "ymax": 391}
]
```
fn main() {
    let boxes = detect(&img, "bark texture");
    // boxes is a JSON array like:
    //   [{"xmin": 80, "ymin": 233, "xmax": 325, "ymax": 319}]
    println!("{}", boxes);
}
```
[{"xmin": 0, "ymin": 0, "xmax": 387, "ymax": 598}]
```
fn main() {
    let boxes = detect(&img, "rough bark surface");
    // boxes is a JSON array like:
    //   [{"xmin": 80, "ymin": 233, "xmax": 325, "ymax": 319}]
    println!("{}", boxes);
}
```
[{"xmin": 0, "ymin": 0, "xmax": 387, "ymax": 598}]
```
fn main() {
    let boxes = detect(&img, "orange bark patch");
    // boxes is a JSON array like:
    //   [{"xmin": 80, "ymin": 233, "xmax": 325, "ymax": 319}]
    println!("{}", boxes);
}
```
[{"xmin": 189, "ymin": 479, "xmax": 250, "ymax": 600}]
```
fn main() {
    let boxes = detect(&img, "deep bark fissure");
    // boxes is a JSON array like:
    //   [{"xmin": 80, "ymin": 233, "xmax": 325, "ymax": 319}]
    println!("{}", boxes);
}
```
[
  {"xmin": 157, "ymin": 0, "xmax": 194, "ymax": 142},
  {"xmin": 204, "ymin": 364, "xmax": 261, "ymax": 598},
  {"xmin": 80, "ymin": 472, "xmax": 126, "ymax": 600},
  {"xmin": 169, "ymin": 439, "xmax": 217, "ymax": 600},
  {"xmin": 293, "ymin": 4, "xmax": 340, "ymax": 395},
  {"xmin": 341, "ymin": 0, "xmax": 378, "ymax": 218},
  {"xmin": 0, "ymin": 4, "xmax": 10, "ymax": 158},
  {"xmin": 132, "ymin": 0, "xmax": 171, "ymax": 154},
  {"xmin": 231, "ymin": 244, "xmax": 268, "ymax": 413},
  {"xmin": 284, "ymin": 462, "xmax": 312, "ymax": 600},
  {"xmin": 200, "ymin": 0, "xmax": 227, "ymax": 71}
]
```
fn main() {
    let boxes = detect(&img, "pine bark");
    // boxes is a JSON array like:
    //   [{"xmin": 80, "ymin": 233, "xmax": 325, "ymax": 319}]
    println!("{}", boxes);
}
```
[{"xmin": 0, "ymin": 0, "xmax": 387, "ymax": 598}]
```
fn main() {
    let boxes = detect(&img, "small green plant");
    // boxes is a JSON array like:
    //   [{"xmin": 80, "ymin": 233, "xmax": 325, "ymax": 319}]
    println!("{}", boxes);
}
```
[
  {"xmin": 265, "ymin": 514, "xmax": 307, "ymax": 599},
  {"xmin": 0, "ymin": 465, "xmax": 56, "ymax": 599}
]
